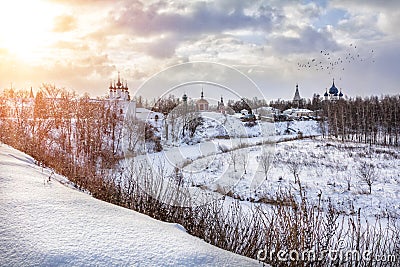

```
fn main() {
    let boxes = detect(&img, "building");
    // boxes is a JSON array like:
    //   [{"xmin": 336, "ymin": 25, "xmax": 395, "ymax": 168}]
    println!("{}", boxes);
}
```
[
  {"xmin": 108, "ymin": 72, "xmax": 130, "ymax": 101},
  {"xmin": 196, "ymin": 89, "xmax": 209, "ymax": 111},
  {"xmin": 240, "ymin": 109, "xmax": 249, "ymax": 115},
  {"xmin": 282, "ymin": 108, "xmax": 314, "ymax": 119},
  {"xmin": 324, "ymin": 79, "xmax": 344, "ymax": 101},
  {"xmin": 256, "ymin": 106, "xmax": 280, "ymax": 117},
  {"xmin": 292, "ymin": 83, "xmax": 306, "ymax": 108},
  {"xmin": 217, "ymin": 96, "xmax": 225, "ymax": 114}
]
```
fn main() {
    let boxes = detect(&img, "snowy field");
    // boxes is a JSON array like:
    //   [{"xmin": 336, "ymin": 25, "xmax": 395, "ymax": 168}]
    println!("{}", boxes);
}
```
[
  {"xmin": 256, "ymin": 139, "xmax": 400, "ymax": 218},
  {"xmin": 0, "ymin": 144, "xmax": 261, "ymax": 266},
  {"xmin": 169, "ymin": 137, "xmax": 400, "ymax": 218},
  {"xmin": 138, "ymin": 114, "xmax": 400, "ymax": 219}
]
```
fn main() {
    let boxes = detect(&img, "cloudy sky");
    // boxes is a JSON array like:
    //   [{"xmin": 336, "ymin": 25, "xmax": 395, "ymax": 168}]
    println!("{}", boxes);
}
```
[{"xmin": 0, "ymin": 0, "xmax": 399, "ymax": 100}]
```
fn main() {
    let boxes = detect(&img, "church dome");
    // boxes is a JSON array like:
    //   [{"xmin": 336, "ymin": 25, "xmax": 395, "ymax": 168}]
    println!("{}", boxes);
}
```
[{"xmin": 329, "ymin": 79, "xmax": 338, "ymax": 95}]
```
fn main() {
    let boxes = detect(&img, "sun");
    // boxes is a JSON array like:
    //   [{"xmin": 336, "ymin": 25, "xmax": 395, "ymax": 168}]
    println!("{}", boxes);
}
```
[{"xmin": 0, "ymin": 0, "xmax": 58, "ymax": 62}]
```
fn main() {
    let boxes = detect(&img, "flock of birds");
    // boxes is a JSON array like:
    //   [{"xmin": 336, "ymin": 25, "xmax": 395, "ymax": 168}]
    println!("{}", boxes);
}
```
[{"xmin": 296, "ymin": 43, "xmax": 376, "ymax": 79}]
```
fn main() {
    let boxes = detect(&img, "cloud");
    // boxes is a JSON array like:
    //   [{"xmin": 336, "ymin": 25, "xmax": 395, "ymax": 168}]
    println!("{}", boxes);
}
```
[
  {"xmin": 97, "ymin": 0, "xmax": 285, "ymax": 60},
  {"xmin": 2, "ymin": 0, "xmax": 399, "ymax": 98},
  {"xmin": 331, "ymin": 0, "xmax": 400, "ymax": 9},
  {"xmin": 111, "ymin": 1, "xmax": 276, "ymax": 36},
  {"xmin": 331, "ymin": 0, "xmax": 400, "ymax": 38},
  {"xmin": 335, "ymin": 13, "xmax": 384, "ymax": 40},
  {"xmin": 271, "ymin": 26, "xmax": 339, "ymax": 54},
  {"xmin": 143, "ymin": 35, "xmax": 181, "ymax": 59},
  {"xmin": 48, "ymin": 0, "xmax": 115, "ymax": 5},
  {"xmin": 52, "ymin": 40, "xmax": 89, "ymax": 51},
  {"xmin": 0, "ymin": 47, "xmax": 117, "ymax": 96},
  {"xmin": 53, "ymin": 15, "xmax": 77, "ymax": 32}
]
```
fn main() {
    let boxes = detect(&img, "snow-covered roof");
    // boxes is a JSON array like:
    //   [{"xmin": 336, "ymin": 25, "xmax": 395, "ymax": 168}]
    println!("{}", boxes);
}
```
[
  {"xmin": 258, "ymin": 106, "xmax": 274, "ymax": 111},
  {"xmin": 257, "ymin": 106, "xmax": 280, "ymax": 112},
  {"xmin": 282, "ymin": 108, "xmax": 313, "ymax": 115}
]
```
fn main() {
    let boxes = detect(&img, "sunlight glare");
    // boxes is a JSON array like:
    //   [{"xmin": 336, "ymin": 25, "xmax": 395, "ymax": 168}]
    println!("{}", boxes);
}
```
[{"xmin": 0, "ymin": 0, "xmax": 58, "ymax": 62}]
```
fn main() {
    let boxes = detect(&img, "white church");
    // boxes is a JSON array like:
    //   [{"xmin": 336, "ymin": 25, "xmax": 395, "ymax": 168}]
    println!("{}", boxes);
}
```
[{"xmin": 108, "ymin": 72, "xmax": 130, "ymax": 101}]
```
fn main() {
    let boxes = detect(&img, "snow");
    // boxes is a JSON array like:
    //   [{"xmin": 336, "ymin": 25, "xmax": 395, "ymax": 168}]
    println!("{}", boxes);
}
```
[
  {"xmin": 136, "ymin": 113, "xmax": 399, "ymax": 219},
  {"xmin": 182, "ymin": 137, "xmax": 400, "ymax": 219},
  {"xmin": 136, "ymin": 107, "xmax": 164, "ymax": 120},
  {"xmin": 266, "ymin": 139, "xmax": 400, "ymax": 218},
  {"xmin": 282, "ymin": 108, "xmax": 314, "ymax": 115},
  {"xmin": 274, "ymin": 120, "xmax": 321, "ymax": 136},
  {"xmin": 0, "ymin": 143, "xmax": 262, "ymax": 266},
  {"xmin": 182, "ymin": 136, "xmax": 400, "ymax": 219}
]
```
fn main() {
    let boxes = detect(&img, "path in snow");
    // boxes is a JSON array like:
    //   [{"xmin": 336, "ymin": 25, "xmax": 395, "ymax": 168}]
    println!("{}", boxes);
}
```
[{"xmin": 0, "ymin": 144, "xmax": 261, "ymax": 266}]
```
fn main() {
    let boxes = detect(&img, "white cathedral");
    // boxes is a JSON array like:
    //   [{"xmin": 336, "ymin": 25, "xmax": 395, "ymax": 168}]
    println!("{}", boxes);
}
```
[{"xmin": 108, "ymin": 72, "xmax": 130, "ymax": 101}]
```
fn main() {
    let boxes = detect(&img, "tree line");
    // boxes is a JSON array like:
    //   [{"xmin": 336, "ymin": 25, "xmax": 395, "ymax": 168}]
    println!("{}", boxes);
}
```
[{"xmin": 321, "ymin": 95, "xmax": 400, "ymax": 146}]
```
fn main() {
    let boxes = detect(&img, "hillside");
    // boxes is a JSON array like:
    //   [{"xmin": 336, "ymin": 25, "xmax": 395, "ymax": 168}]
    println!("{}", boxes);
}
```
[{"xmin": 0, "ymin": 143, "xmax": 261, "ymax": 266}]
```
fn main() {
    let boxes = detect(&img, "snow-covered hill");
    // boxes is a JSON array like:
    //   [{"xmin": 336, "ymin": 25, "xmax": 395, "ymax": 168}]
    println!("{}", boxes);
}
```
[{"xmin": 0, "ymin": 144, "xmax": 261, "ymax": 266}]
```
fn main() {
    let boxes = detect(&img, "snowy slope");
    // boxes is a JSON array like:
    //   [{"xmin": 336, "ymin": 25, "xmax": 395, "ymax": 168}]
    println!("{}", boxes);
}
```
[
  {"xmin": 0, "ymin": 144, "xmax": 261, "ymax": 266},
  {"xmin": 274, "ymin": 120, "xmax": 321, "ymax": 136}
]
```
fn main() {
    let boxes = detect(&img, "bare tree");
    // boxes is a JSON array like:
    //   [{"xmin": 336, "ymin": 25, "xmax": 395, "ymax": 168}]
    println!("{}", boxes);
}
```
[
  {"xmin": 259, "ymin": 148, "xmax": 273, "ymax": 179},
  {"xmin": 123, "ymin": 115, "xmax": 146, "ymax": 157},
  {"xmin": 40, "ymin": 83, "xmax": 62, "ymax": 99},
  {"xmin": 229, "ymin": 149, "xmax": 238, "ymax": 172},
  {"xmin": 239, "ymin": 150, "xmax": 247, "ymax": 174},
  {"xmin": 357, "ymin": 161, "xmax": 377, "ymax": 194},
  {"xmin": 345, "ymin": 176, "xmax": 352, "ymax": 191},
  {"xmin": 287, "ymin": 159, "xmax": 302, "ymax": 183}
]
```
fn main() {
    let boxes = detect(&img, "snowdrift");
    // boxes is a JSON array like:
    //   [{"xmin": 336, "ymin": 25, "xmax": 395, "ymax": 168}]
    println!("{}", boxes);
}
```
[{"xmin": 0, "ymin": 144, "xmax": 261, "ymax": 266}]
